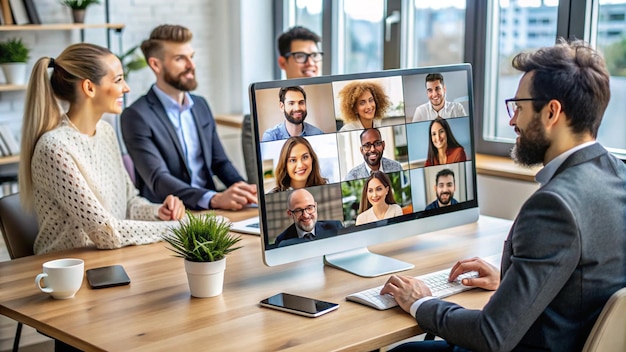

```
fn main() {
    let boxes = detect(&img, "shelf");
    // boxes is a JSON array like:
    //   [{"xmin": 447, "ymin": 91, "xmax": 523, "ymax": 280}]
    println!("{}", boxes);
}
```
[
  {"xmin": 0, "ymin": 84, "xmax": 27, "ymax": 92},
  {"xmin": 0, "ymin": 155, "xmax": 19, "ymax": 166},
  {"xmin": 0, "ymin": 23, "xmax": 124, "ymax": 31}
]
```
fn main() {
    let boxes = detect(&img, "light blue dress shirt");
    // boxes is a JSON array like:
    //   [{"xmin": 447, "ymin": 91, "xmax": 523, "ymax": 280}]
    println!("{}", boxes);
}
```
[{"xmin": 152, "ymin": 85, "xmax": 215, "ymax": 209}]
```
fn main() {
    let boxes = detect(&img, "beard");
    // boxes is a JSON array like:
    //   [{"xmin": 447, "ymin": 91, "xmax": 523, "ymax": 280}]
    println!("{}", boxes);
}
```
[
  {"xmin": 283, "ymin": 109, "xmax": 307, "ymax": 125},
  {"xmin": 364, "ymin": 150, "xmax": 382, "ymax": 168},
  {"xmin": 163, "ymin": 67, "xmax": 198, "ymax": 92},
  {"xmin": 510, "ymin": 113, "xmax": 550, "ymax": 167},
  {"xmin": 436, "ymin": 191, "xmax": 453, "ymax": 205}
]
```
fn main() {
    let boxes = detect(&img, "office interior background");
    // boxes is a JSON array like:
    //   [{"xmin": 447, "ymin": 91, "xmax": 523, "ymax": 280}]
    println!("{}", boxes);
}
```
[{"xmin": 0, "ymin": 0, "xmax": 625, "ymax": 349}]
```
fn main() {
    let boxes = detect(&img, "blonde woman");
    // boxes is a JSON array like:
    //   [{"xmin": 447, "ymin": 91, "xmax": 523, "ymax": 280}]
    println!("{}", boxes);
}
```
[
  {"xmin": 19, "ymin": 43, "xmax": 185, "ymax": 254},
  {"xmin": 338, "ymin": 81, "xmax": 391, "ymax": 131}
]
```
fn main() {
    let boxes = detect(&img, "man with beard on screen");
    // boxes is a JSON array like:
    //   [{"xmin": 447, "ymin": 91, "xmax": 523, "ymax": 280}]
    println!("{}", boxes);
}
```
[
  {"xmin": 424, "ymin": 168, "xmax": 458, "ymax": 210},
  {"xmin": 345, "ymin": 128, "xmax": 403, "ymax": 181},
  {"xmin": 121, "ymin": 25, "xmax": 257, "ymax": 211},
  {"xmin": 262, "ymin": 86, "xmax": 324, "ymax": 141}
]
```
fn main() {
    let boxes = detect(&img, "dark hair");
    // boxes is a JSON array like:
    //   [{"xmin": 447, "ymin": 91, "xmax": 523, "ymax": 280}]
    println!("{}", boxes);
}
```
[
  {"xmin": 358, "ymin": 171, "xmax": 396, "ymax": 214},
  {"xmin": 435, "ymin": 168, "xmax": 455, "ymax": 185},
  {"xmin": 277, "ymin": 26, "xmax": 321, "ymax": 57},
  {"xmin": 141, "ymin": 24, "xmax": 193, "ymax": 60},
  {"xmin": 279, "ymin": 86, "xmax": 307, "ymax": 103},
  {"xmin": 426, "ymin": 117, "xmax": 464, "ymax": 165},
  {"xmin": 511, "ymin": 38, "xmax": 610, "ymax": 137},
  {"xmin": 274, "ymin": 136, "xmax": 327, "ymax": 192},
  {"xmin": 425, "ymin": 73, "xmax": 444, "ymax": 87},
  {"xmin": 359, "ymin": 127, "xmax": 382, "ymax": 144}
]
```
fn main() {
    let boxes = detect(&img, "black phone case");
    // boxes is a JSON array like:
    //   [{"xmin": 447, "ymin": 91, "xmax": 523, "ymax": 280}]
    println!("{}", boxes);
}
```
[{"xmin": 86, "ymin": 265, "xmax": 131, "ymax": 289}]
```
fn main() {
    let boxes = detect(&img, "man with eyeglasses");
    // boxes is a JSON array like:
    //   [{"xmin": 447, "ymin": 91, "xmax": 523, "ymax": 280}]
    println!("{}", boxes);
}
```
[
  {"xmin": 275, "ymin": 189, "xmax": 342, "ymax": 247},
  {"xmin": 425, "ymin": 168, "xmax": 458, "ymax": 210},
  {"xmin": 262, "ymin": 86, "xmax": 324, "ymax": 142},
  {"xmin": 382, "ymin": 39, "xmax": 626, "ymax": 352},
  {"xmin": 242, "ymin": 26, "xmax": 323, "ymax": 183},
  {"xmin": 412, "ymin": 73, "xmax": 466, "ymax": 123},
  {"xmin": 345, "ymin": 128, "xmax": 403, "ymax": 181}
]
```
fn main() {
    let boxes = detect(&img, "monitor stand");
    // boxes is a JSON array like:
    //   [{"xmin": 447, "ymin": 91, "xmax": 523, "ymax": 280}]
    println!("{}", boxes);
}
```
[{"xmin": 323, "ymin": 247, "xmax": 414, "ymax": 278}]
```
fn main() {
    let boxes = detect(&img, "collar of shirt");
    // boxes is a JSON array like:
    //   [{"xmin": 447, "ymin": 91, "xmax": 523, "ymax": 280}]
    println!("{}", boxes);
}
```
[
  {"xmin": 296, "ymin": 225, "xmax": 316, "ymax": 239},
  {"xmin": 152, "ymin": 84, "xmax": 195, "ymax": 112},
  {"xmin": 365, "ymin": 160, "xmax": 384, "ymax": 175},
  {"xmin": 535, "ymin": 141, "xmax": 596, "ymax": 186}
]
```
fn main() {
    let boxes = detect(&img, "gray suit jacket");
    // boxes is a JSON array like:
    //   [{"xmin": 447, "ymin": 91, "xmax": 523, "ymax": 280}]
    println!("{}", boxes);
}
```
[
  {"xmin": 344, "ymin": 158, "xmax": 403, "ymax": 181},
  {"xmin": 416, "ymin": 143, "xmax": 626, "ymax": 351},
  {"xmin": 121, "ymin": 89, "xmax": 244, "ymax": 210}
]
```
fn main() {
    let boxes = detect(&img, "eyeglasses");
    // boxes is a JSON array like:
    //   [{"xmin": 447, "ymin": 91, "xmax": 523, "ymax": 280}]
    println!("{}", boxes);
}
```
[
  {"xmin": 505, "ymin": 98, "xmax": 548, "ymax": 118},
  {"xmin": 284, "ymin": 51, "xmax": 324, "ymax": 64},
  {"xmin": 289, "ymin": 204, "xmax": 317, "ymax": 217},
  {"xmin": 361, "ymin": 140, "xmax": 384, "ymax": 150}
]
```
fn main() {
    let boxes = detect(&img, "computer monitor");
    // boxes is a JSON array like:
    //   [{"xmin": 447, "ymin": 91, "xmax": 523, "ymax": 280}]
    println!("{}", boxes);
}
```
[{"xmin": 249, "ymin": 64, "xmax": 478, "ymax": 277}]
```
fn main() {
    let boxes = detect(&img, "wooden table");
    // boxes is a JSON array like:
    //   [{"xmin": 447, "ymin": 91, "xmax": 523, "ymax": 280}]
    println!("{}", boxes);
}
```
[{"xmin": 0, "ymin": 211, "xmax": 512, "ymax": 351}]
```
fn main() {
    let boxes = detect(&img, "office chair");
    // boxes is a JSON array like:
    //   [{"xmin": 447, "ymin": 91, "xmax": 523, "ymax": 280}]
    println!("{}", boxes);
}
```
[
  {"xmin": 0, "ymin": 193, "xmax": 39, "ymax": 352},
  {"xmin": 582, "ymin": 287, "xmax": 626, "ymax": 352}
]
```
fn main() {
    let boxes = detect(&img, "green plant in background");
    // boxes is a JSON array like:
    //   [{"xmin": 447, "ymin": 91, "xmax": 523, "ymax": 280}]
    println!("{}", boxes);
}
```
[
  {"xmin": 0, "ymin": 38, "xmax": 30, "ymax": 63},
  {"xmin": 163, "ymin": 211, "xmax": 243, "ymax": 262},
  {"xmin": 60, "ymin": 0, "xmax": 101, "ymax": 10},
  {"xmin": 117, "ymin": 45, "xmax": 147, "ymax": 79}
]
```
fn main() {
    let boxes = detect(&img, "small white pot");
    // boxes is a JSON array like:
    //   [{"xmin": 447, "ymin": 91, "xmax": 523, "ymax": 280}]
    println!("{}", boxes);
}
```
[
  {"xmin": 184, "ymin": 258, "xmax": 226, "ymax": 298},
  {"xmin": 1, "ymin": 63, "xmax": 27, "ymax": 85}
]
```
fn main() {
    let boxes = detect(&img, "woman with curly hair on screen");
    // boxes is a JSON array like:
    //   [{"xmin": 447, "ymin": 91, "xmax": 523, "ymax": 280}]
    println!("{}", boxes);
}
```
[
  {"xmin": 355, "ymin": 171, "xmax": 402, "ymax": 225},
  {"xmin": 338, "ymin": 81, "xmax": 391, "ymax": 131},
  {"xmin": 269, "ymin": 136, "xmax": 328, "ymax": 193}
]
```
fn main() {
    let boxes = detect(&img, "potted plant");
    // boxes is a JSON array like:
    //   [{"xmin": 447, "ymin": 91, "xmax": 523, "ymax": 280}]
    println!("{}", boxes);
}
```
[
  {"xmin": 0, "ymin": 38, "xmax": 30, "ymax": 85},
  {"xmin": 163, "ymin": 211, "xmax": 242, "ymax": 298},
  {"xmin": 60, "ymin": 0, "xmax": 101, "ymax": 23}
]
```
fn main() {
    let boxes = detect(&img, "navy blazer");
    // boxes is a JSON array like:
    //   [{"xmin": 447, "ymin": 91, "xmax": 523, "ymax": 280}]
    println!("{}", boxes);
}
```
[
  {"xmin": 121, "ymin": 88, "xmax": 244, "ymax": 210},
  {"xmin": 275, "ymin": 220, "xmax": 343, "ymax": 247},
  {"xmin": 415, "ymin": 143, "xmax": 626, "ymax": 351}
]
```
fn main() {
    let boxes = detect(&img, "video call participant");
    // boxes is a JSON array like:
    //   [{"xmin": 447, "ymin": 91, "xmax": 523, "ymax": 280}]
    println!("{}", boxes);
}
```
[
  {"xmin": 338, "ymin": 80, "xmax": 391, "ymax": 131},
  {"xmin": 242, "ymin": 26, "xmax": 323, "ymax": 185},
  {"xmin": 121, "ymin": 25, "xmax": 257, "ymax": 211},
  {"xmin": 269, "ymin": 136, "xmax": 328, "ymax": 193},
  {"xmin": 412, "ymin": 73, "xmax": 466, "ymax": 122},
  {"xmin": 355, "ymin": 171, "xmax": 402, "ymax": 226},
  {"xmin": 275, "ymin": 189, "xmax": 343, "ymax": 247},
  {"xmin": 425, "ymin": 168, "xmax": 458, "ymax": 210},
  {"xmin": 382, "ymin": 39, "xmax": 626, "ymax": 352},
  {"xmin": 345, "ymin": 128, "xmax": 403, "ymax": 181},
  {"xmin": 425, "ymin": 117, "xmax": 467, "ymax": 166},
  {"xmin": 262, "ymin": 86, "xmax": 324, "ymax": 142},
  {"xmin": 20, "ymin": 43, "xmax": 185, "ymax": 255}
]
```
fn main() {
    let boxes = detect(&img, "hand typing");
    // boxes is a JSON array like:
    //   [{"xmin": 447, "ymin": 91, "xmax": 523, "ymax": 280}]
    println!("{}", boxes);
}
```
[
  {"xmin": 380, "ymin": 275, "xmax": 432, "ymax": 313},
  {"xmin": 448, "ymin": 257, "xmax": 500, "ymax": 291}
]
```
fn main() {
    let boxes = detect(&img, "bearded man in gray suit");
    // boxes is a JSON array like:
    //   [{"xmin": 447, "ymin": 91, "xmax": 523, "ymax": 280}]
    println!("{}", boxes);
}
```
[{"xmin": 381, "ymin": 39, "xmax": 626, "ymax": 351}]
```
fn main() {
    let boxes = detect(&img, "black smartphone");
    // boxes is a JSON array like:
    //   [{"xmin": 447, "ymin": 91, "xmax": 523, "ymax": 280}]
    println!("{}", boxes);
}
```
[
  {"xmin": 260, "ymin": 292, "xmax": 339, "ymax": 317},
  {"xmin": 86, "ymin": 265, "xmax": 131, "ymax": 289}
]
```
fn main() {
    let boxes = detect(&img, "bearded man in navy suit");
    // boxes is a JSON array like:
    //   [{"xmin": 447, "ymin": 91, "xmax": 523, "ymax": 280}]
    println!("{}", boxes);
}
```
[{"xmin": 121, "ymin": 25, "xmax": 257, "ymax": 211}]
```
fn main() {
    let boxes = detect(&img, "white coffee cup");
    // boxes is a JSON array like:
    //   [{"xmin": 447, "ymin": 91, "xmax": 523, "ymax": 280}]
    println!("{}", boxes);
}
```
[{"xmin": 35, "ymin": 258, "xmax": 84, "ymax": 299}]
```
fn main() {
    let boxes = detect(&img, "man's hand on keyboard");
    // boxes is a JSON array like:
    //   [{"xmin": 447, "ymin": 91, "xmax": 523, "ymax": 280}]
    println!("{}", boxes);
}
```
[
  {"xmin": 449, "ymin": 257, "xmax": 500, "ymax": 291},
  {"xmin": 380, "ymin": 275, "xmax": 432, "ymax": 313}
]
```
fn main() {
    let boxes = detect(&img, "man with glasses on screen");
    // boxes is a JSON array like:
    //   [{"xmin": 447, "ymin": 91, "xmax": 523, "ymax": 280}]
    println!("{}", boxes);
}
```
[
  {"xmin": 345, "ymin": 128, "xmax": 403, "ymax": 181},
  {"xmin": 381, "ymin": 39, "xmax": 626, "ymax": 351},
  {"xmin": 412, "ymin": 73, "xmax": 466, "ymax": 122},
  {"xmin": 274, "ymin": 189, "xmax": 342, "ymax": 247},
  {"xmin": 242, "ymin": 26, "xmax": 323, "ymax": 183}
]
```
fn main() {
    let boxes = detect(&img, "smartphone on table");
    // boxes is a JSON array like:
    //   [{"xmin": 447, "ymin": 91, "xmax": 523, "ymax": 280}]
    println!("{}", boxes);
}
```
[{"xmin": 260, "ymin": 292, "xmax": 339, "ymax": 317}]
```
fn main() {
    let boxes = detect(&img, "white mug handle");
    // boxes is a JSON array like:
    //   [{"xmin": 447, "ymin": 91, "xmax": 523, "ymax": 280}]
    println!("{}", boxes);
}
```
[{"xmin": 35, "ymin": 272, "xmax": 53, "ymax": 293}]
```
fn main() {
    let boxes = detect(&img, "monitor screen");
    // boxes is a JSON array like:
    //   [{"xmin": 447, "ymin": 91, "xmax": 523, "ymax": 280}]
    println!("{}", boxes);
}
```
[{"xmin": 249, "ymin": 64, "xmax": 478, "ymax": 277}]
